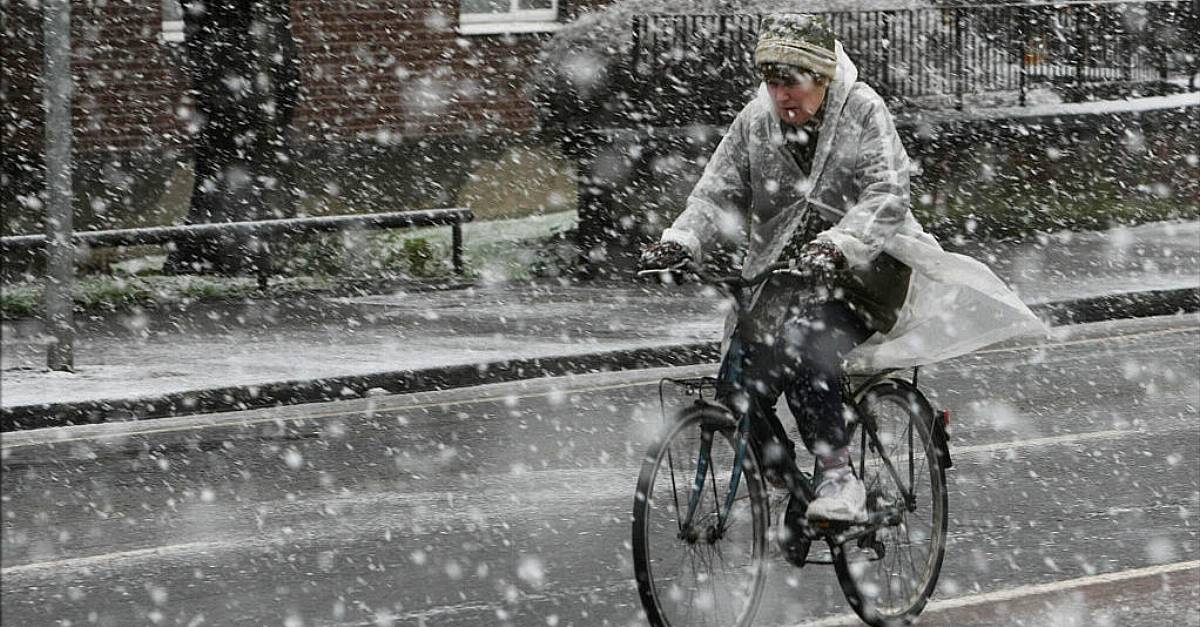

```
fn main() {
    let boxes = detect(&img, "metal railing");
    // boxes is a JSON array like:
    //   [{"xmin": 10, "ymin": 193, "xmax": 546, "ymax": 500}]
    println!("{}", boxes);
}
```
[
  {"xmin": 0, "ymin": 208, "xmax": 474, "ymax": 288},
  {"xmin": 626, "ymin": 0, "xmax": 1198, "ymax": 126}
]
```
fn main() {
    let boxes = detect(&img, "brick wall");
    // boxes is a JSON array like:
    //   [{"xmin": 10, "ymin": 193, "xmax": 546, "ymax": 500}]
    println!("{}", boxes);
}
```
[
  {"xmin": 1, "ymin": 0, "xmax": 609, "ymax": 157},
  {"xmin": 294, "ymin": 0, "xmax": 542, "ymax": 140},
  {"xmin": 1, "ymin": 0, "xmax": 188, "ymax": 155}
]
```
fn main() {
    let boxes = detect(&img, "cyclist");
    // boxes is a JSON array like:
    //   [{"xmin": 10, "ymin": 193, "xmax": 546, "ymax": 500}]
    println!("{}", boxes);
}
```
[{"xmin": 640, "ymin": 14, "xmax": 1045, "ymax": 522}]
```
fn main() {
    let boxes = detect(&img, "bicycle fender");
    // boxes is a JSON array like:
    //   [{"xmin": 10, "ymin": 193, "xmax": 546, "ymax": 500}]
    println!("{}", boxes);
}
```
[{"xmin": 860, "ymin": 378, "xmax": 952, "ymax": 470}]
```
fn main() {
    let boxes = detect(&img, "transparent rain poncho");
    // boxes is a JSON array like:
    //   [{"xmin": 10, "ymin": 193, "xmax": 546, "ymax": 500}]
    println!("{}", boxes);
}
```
[{"xmin": 660, "ymin": 43, "xmax": 1048, "ymax": 371}]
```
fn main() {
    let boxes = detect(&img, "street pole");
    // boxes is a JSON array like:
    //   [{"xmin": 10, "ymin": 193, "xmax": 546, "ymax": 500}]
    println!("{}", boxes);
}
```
[{"xmin": 43, "ymin": 0, "xmax": 75, "ymax": 371}]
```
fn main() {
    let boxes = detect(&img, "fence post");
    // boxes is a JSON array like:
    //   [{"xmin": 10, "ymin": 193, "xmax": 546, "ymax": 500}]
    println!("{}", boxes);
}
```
[
  {"xmin": 1076, "ymin": 6, "xmax": 1087, "ymax": 88},
  {"xmin": 631, "ymin": 14, "xmax": 641, "ymax": 74},
  {"xmin": 1123, "ymin": 7, "xmax": 1133, "ymax": 83},
  {"xmin": 1191, "ymin": 0, "xmax": 1199, "ymax": 89},
  {"xmin": 1158, "ymin": 7, "xmax": 1169, "ymax": 82},
  {"xmin": 955, "ymin": 8, "xmax": 964, "ymax": 110},
  {"xmin": 253, "ymin": 236, "xmax": 271, "ymax": 290},
  {"xmin": 1155, "ymin": 2, "xmax": 1170, "ymax": 81},
  {"xmin": 43, "ymin": 0, "xmax": 75, "ymax": 372},
  {"xmin": 881, "ymin": 12, "xmax": 891, "ymax": 91},
  {"xmin": 452, "ymin": 222, "xmax": 464, "ymax": 275},
  {"xmin": 1019, "ymin": 9, "xmax": 1028, "ymax": 106}
]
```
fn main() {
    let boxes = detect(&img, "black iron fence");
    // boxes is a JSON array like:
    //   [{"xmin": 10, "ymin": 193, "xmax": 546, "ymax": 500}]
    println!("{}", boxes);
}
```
[{"xmin": 627, "ymin": 0, "xmax": 1198, "ymax": 126}]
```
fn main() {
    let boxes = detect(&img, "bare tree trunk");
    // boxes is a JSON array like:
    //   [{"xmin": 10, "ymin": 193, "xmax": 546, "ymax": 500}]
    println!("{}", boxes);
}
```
[{"xmin": 166, "ymin": 0, "xmax": 299, "ymax": 275}]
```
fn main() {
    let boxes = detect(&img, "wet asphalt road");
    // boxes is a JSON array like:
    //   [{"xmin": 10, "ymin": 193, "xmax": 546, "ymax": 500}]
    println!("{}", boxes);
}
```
[{"xmin": 2, "ymin": 314, "xmax": 1198, "ymax": 626}]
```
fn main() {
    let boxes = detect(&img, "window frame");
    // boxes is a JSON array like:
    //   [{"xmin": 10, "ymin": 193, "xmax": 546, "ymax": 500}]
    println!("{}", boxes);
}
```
[
  {"xmin": 161, "ymin": 0, "xmax": 184, "ymax": 43},
  {"xmin": 458, "ymin": 0, "xmax": 561, "ymax": 35}
]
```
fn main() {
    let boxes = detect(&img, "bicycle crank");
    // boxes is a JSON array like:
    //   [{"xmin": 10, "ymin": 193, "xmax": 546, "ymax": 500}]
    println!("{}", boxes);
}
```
[{"xmin": 779, "ymin": 494, "xmax": 813, "ymax": 567}]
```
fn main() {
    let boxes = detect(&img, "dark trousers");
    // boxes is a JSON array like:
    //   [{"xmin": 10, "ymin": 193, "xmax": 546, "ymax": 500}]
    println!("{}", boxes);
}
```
[{"xmin": 717, "ymin": 298, "xmax": 871, "ymax": 475}]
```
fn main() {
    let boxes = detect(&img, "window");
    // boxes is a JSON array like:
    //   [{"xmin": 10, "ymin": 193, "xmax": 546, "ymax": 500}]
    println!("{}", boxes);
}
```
[
  {"xmin": 459, "ymin": 0, "xmax": 561, "ymax": 35},
  {"xmin": 161, "ymin": 0, "xmax": 184, "ymax": 43}
]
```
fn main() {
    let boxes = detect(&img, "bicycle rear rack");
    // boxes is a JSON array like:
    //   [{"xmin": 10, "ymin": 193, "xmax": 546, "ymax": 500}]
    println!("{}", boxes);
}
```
[
  {"xmin": 660, "ymin": 376, "xmax": 721, "ymax": 399},
  {"xmin": 657, "ymin": 376, "xmax": 722, "ymax": 425}
]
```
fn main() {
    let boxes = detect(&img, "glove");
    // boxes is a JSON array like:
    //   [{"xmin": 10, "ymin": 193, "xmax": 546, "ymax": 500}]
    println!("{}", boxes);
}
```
[
  {"xmin": 638, "ymin": 241, "xmax": 691, "ymax": 273},
  {"xmin": 776, "ymin": 239, "xmax": 846, "ymax": 283},
  {"xmin": 797, "ymin": 240, "xmax": 846, "ymax": 273}
]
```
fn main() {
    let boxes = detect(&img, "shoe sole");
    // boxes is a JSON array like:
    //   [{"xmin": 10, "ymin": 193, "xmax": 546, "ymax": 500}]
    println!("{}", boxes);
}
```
[{"xmin": 806, "ymin": 506, "xmax": 869, "ymax": 524}]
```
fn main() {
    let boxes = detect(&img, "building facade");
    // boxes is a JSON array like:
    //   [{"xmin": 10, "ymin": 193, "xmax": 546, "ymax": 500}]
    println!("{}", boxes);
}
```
[{"xmin": 1, "ymin": 0, "xmax": 607, "ymax": 233}]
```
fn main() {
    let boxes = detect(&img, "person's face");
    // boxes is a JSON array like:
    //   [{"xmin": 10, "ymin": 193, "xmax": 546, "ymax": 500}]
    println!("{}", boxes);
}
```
[{"xmin": 764, "ymin": 68, "xmax": 829, "ymax": 125}]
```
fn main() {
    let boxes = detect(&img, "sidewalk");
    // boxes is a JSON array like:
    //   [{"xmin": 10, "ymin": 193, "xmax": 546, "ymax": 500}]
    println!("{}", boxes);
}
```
[
  {"xmin": 3, "ymin": 220, "xmax": 1198, "ymax": 429},
  {"xmin": 895, "ymin": 90, "xmax": 1200, "ymax": 127}
]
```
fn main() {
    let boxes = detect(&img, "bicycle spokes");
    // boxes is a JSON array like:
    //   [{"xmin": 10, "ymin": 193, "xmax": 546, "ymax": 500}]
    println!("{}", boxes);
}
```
[
  {"xmin": 633, "ymin": 408, "xmax": 768, "ymax": 627},
  {"xmin": 864, "ymin": 420, "xmax": 918, "ymax": 511},
  {"xmin": 836, "ymin": 383, "xmax": 948, "ymax": 626}
]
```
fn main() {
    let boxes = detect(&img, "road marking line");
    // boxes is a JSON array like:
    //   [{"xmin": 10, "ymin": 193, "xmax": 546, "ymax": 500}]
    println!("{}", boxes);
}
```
[
  {"xmin": 3, "ymin": 324, "xmax": 1195, "ymax": 449},
  {"xmin": 1, "ymin": 424, "xmax": 1192, "ymax": 578},
  {"xmin": 952, "ymin": 428, "xmax": 1141, "ymax": 456},
  {"xmin": 970, "ymin": 324, "xmax": 1197, "ymax": 357},
  {"xmin": 383, "ymin": 580, "xmax": 636, "ymax": 624},
  {"xmin": 788, "ymin": 559, "xmax": 1200, "ymax": 627},
  {"xmin": 1, "ymin": 540, "xmax": 230, "ymax": 576},
  {"xmin": 0, "ymin": 378, "xmax": 674, "ymax": 450}
]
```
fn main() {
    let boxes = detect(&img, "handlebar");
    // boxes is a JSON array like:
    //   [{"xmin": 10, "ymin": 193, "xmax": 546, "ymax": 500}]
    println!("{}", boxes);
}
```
[{"xmin": 638, "ymin": 261, "xmax": 792, "ymax": 290}]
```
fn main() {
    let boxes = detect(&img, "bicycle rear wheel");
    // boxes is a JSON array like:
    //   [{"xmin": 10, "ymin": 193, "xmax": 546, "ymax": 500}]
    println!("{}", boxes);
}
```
[
  {"xmin": 833, "ymin": 380, "xmax": 948, "ymax": 627},
  {"xmin": 632, "ymin": 405, "xmax": 769, "ymax": 627}
]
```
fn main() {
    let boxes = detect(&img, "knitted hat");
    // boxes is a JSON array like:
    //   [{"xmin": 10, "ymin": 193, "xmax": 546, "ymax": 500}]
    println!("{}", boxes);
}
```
[{"xmin": 754, "ymin": 14, "xmax": 838, "ymax": 80}]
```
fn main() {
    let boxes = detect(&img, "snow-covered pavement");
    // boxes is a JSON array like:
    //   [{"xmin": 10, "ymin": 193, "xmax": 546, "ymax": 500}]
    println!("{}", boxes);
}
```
[
  {"xmin": 2, "ymin": 313, "xmax": 1197, "ymax": 625},
  {"xmin": 2, "ymin": 220, "xmax": 1196, "ymax": 415}
]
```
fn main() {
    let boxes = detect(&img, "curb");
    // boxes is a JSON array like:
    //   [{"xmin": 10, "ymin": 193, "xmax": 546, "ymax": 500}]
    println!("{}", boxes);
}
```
[
  {"xmin": 1030, "ymin": 287, "xmax": 1200, "ymax": 327},
  {"xmin": 0, "ymin": 344, "xmax": 722, "ymax": 432},
  {"xmin": 3, "ymin": 287, "xmax": 1197, "ymax": 432}
]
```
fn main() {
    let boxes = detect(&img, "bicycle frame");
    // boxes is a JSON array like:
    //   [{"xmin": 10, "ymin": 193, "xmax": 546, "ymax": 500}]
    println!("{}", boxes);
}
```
[
  {"xmin": 675, "ymin": 402, "xmax": 819, "ymax": 540},
  {"xmin": 654, "ymin": 262, "xmax": 940, "ymax": 542},
  {"xmin": 671, "ymin": 366, "xmax": 934, "ymax": 543},
  {"xmin": 678, "ymin": 422, "xmax": 747, "ymax": 539}
]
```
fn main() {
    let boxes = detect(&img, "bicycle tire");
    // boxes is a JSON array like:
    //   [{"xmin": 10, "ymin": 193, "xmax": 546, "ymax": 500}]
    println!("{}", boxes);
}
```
[
  {"xmin": 632, "ymin": 405, "xmax": 770, "ymax": 627},
  {"xmin": 832, "ymin": 380, "xmax": 948, "ymax": 627}
]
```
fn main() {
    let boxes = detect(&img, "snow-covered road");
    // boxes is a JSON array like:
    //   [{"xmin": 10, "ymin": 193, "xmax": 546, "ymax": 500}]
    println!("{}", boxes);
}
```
[{"xmin": 3, "ymin": 314, "xmax": 1197, "ymax": 626}]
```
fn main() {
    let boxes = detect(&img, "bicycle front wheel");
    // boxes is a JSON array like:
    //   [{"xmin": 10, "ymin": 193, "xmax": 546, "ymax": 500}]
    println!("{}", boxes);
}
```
[
  {"xmin": 834, "ymin": 380, "xmax": 948, "ymax": 627},
  {"xmin": 632, "ymin": 405, "xmax": 769, "ymax": 627}
]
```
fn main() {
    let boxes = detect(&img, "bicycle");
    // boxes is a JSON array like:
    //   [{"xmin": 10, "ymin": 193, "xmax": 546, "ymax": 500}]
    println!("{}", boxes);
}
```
[{"xmin": 631, "ymin": 262, "xmax": 953, "ymax": 627}]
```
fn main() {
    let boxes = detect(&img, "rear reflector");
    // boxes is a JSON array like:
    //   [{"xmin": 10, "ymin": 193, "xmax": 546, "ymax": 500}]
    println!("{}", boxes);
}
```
[{"xmin": 940, "ymin": 409, "xmax": 951, "ymax": 427}]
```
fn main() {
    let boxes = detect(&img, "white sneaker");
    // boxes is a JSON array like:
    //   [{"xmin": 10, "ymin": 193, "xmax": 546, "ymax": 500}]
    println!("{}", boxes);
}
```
[{"xmin": 805, "ymin": 469, "xmax": 868, "ymax": 523}]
